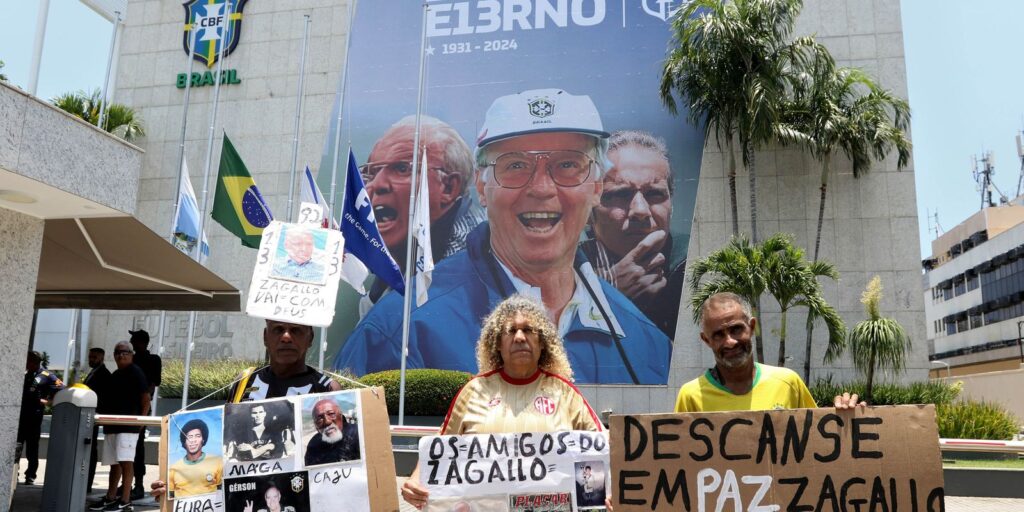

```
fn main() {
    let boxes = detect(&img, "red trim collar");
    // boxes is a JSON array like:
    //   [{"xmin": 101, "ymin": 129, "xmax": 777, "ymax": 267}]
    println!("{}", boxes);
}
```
[{"xmin": 499, "ymin": 368, "xmax": 542, "ymax": 385}]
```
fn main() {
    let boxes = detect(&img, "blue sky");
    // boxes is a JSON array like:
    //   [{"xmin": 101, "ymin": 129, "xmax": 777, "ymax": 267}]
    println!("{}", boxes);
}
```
[{"xmin": 3, "ymin": 1, "xmax": 1021, "ymax": 260}]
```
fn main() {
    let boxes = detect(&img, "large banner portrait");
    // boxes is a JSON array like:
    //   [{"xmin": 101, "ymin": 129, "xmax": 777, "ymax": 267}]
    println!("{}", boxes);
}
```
[
  {"xmin": 322, "ymin": 1, "xmax": 705, "ymax": 385},
  {"xmin": 159, "ymin": 388, "xmax": 399, "ymax": 512}
]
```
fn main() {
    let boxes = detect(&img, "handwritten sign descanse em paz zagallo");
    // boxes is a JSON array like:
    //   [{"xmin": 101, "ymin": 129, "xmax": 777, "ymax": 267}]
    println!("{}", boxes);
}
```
[
  {"xmin": 246, "ymin": 218, "xmax": 344, "ymax": 327},
  {"xmin": 610, "ymin": 405, "xmax": 945, "ymax": 512},
  {"xmin": 420, "ymin": 430, "xmax": 611, "ymax": 512},
  {"xmin": 161, "ymin": 387, "xmax": 399, "ymax": 512}
]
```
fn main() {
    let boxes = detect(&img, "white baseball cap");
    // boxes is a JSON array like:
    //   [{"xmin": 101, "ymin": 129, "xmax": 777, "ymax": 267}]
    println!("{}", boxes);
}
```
[{"xmin": 475, "ymin": 89, "xmax": 610, "ymax": 149}]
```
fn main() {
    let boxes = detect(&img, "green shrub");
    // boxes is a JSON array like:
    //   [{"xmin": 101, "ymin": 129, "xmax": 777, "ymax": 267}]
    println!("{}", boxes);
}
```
[
  {"xmin": 936, "ymin": 401, "xmax": 1020, "ymax": 440},
  {"xmin": 809, "ymin": 376, "xmax": 960, "ymax": 407},
  {"xmin": 360, "ymin": 369, "xmax": 472, "ymax": 416},
  {"xmin": 160, "ymin": 359, "xmax": 262, "ymax": 400}
]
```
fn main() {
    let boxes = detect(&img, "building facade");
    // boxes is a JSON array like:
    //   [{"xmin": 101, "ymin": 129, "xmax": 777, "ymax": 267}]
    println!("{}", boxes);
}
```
[
  {"xmin": 923, "ymin": 205, "xmax": 1024, "ymax": 376},
  {"xmin": 87, "ymin": 0, "xmax": 928, "ymax": 413}
]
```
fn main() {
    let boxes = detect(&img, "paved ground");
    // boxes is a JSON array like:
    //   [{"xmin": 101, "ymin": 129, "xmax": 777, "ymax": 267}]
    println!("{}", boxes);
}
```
[{"xmin": 11, "ymin": 462, "xmax": 1024, "ymax": 511}]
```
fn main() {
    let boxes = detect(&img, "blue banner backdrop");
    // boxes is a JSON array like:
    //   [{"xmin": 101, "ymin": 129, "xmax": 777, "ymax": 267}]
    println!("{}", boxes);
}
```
[{"xmin": 318, "ymin": 0, "xmax": 704, "ymax": 385}]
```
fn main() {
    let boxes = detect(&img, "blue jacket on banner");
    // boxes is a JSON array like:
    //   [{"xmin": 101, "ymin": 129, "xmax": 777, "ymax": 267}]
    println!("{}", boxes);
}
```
[{"xmin": 334, "ymin": 223, "xmax": 671, "ymax": 384}]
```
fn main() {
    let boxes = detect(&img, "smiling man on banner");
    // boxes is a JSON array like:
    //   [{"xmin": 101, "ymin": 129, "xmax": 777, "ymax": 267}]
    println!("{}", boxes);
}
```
[{"xmin": 337, "ymin": 89, "xmax": 671, "ymax": 384}]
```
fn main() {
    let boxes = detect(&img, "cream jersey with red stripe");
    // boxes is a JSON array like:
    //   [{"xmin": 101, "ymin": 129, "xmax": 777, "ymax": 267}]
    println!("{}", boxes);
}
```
[{"xmin": 440, "ymin": 369, "xmax": 603, "ymax": 435}]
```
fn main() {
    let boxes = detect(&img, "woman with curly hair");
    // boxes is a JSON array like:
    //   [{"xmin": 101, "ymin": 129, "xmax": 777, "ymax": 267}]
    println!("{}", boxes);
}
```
[{"xmin": 401, "ymin": 295, "xmax": 603, "ymax": 509}]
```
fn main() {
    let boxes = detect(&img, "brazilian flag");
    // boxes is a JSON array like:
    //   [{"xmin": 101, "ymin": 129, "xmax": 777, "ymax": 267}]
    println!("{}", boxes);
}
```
[{"xmin": 211, "ymin": 133, "xmax": 273, "ymax": 248}]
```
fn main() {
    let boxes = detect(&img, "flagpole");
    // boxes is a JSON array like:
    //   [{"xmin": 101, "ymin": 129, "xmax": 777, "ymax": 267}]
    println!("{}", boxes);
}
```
[
  {"xmin": 397, "ymin": 2, "xmax": 430, "ymax": 426},
  {"xmin": 319, "ymin": 0, "xmax": 358, "ymax": 371},
  {"xmin": 287, "ymin": 16, "xmax": 313, "ymax": 222},
  {"xmin": 157, "ymin": 24, "xmax": 200, "ymax": 409},
  {"xmin": 184, "ymin": 0, "xmax": 235, "ymax": 409},
  {"xmin": 96, "ymin": 10, "xmax": 122, "ymax": 132}
]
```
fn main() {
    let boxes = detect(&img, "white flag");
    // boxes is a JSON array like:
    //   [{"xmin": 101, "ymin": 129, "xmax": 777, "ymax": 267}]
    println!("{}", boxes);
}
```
[
  {"xmin": 299, "ymin": 166, "xmax": 335, "ymax": 228},
  {"xmin": 172, "ymin": 159, "xmax": 209, "ymax": 263},
  {"xmin": 414, "ymin": 147, "xmax": 434, "ymax": 306}
]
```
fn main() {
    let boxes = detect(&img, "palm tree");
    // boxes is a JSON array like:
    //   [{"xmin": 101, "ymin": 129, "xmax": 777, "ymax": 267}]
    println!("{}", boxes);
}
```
[
  {"xmin": 690, "ymin": 234, "xmax": 788, "ymax": 362},
  {"xmin": 0, "ymin": 59, "xmax": 7, "ymax": 82},
  {"xmin": 763, "ymin": 236, "xmax": 844, "ymax": 367},
  {"xmin": 661, "ymin": 0, "xmax": 829, "ymax": 241},
  {"xmin": 51, "ymin": 88, "xmax": 145, "ymax": 142},
  {"xmin": 825, "ymin": 276, "xmax": 911, "ymax": 404},
  {"xmin": 789, "ymin": 63, "xmax": 911, "ymax": 380}
]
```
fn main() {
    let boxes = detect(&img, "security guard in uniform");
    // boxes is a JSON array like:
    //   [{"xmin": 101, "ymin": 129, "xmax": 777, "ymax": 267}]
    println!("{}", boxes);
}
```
[{"xmin": 18, "ymin": 350, "xmax": 65, "ymax": 485}]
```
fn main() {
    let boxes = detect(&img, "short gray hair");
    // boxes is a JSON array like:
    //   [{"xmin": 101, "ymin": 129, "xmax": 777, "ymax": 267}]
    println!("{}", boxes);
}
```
[
  {"xmin": 376, "ymin": 115, "xmax": 475, "ymax": 197},
  {"xmin": 607, "ymin": 130, "xmax": 673, "ymax": 193},
  {"xmin": 698, "ymin": 292, "xmax": 753, "ymax": 324}
]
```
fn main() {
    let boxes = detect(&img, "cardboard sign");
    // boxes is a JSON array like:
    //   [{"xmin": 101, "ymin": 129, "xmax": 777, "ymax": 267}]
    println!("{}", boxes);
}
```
[
  {"xmin": 161, "ymin": 387, "xmax": 399, "ymax": 512},
  {"xmin": 246, "ymin": 220, "xmax": 344, "ymax": 327},
  {"xmin": 609, "ymin": 405, "xmax": 945, "ymax": 512},
  {"xmin": 420, "ymin": 430, "xmax": 610, "ymax": 512}
]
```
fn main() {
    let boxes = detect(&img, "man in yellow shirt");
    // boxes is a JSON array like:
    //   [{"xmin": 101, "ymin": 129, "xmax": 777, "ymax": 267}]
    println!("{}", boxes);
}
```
[
  {"xmin": 676, "ymin": 292, "xmax": 861, "ymax": 412},
  {"xmin": 167, "ymin": 418, "xmax": 223, "ymax": 499}
]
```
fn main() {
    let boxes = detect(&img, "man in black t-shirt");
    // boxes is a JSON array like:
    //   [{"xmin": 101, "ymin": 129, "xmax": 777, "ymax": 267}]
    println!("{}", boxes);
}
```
[
  {"xmin": 83, "ymin": 347, "xmax": 112, "ymax": 492},
  {"xmin": 128, "ymin": 329, "xmax": 161, "ymax": 499},
  {"xmin": 150, "ymin": 320, "xmax": 341, "ymax": 500},
  {"xmin": 89, "ymin": 341, "xmax": 150, "ymax": 511}
]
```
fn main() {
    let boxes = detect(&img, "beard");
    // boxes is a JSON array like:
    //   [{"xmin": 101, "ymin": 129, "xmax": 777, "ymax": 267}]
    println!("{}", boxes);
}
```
[
  {"xmin": 716, "ymin": 343, "xmax": 752, "ymax": 369},
  {"xmin": 319, "ymin": 423, "xmax": 345, "ymax": 444}
]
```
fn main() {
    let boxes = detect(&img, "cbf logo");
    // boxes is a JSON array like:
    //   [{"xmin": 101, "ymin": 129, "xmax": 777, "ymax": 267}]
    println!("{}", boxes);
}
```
[
  {"xmin": 182, "ymin": 0, "xmax": 249, "ymax": 68},
  {"xmin": 528, "ymin": 97, "xmax": 554, "ymax": 119}
]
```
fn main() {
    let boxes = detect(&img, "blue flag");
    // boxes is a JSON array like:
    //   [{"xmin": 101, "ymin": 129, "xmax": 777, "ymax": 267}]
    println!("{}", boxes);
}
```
[{"xmin": 341, "ymin": 150, "xmax": 405, "ymax": 295}]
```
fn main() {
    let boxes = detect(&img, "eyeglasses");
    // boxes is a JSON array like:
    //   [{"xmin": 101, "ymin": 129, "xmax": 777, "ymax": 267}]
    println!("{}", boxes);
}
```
[
  {"xmin": 359, "ymin": 161, "xmax": 448, "ymax": 184},
  {"xmin": 487, "ymin": 150, "xmax": 594, "ymax": 189},
  {"xmin": 114, "ymin": 350, "xmax": 133, "ymax": 356}
]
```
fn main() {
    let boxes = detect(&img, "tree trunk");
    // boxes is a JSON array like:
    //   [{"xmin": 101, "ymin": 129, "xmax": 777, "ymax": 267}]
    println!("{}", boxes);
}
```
[
  {"xmin": 746, "ymin": 143, "xmax": 758, "ymax": 242},
  {"xmin": 803, "ymin": 314, "xmax": 814, "ymax": 381},
  {"xmin": 729, "ymin": 144, "xmax": 740, "ymax": 236},
  {"xmin": 865, "ymin": 348, "xmax": 877, "ymax": 404},
  {"xmin": 813, "ymin": 157, "xmax": 830, "ymax": 261},
  {"xmin": 753, "ymin": 298, "xmax": 765, "ymax": 363},
  {"xmin": 806, "ymin": 157, "xmax": 831, "ymax": 381},
  {"xmin": 777, "ymin": 307, "xmax": 788, "ymax": 367}
]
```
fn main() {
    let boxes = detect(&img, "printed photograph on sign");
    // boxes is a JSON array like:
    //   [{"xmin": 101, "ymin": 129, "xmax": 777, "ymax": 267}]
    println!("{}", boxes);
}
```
[
  {"xmin": 573, "ymin": 460, "xmax": 607, "ymax": 509},
  {"xmin": 426, "ymin": 495, "xmax": 508, "ymax": 512},
  {"xmin": 508, "ymin": 492, "xmax": 573, "ymax": 512},
  {"xmin": 299, "ymin": 390, "xmax": 362, "ymax": 467},
  {"xmin": 167, "ymin": 407, "xmax": 225, "ymax": 499},
  {"xmin": 224, "ymin": 471, "xmax": 311, "ymax": 512},
  {"xmin": 269, "ymin": 225, "xmax": 328, "ymax": 285},
  {"xmin": 224, "ymin": 399, "xmax": 298, "ymax": 475},
  {"xmin": 323, "ymin": 1, "xmax": 705, "ymax": 385}
]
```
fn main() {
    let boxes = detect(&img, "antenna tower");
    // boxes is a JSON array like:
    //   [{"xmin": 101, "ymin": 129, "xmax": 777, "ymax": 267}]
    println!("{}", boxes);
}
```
[{"xmin": 972, "ymin": 151, "xmax": 1008, "ymax": 209}]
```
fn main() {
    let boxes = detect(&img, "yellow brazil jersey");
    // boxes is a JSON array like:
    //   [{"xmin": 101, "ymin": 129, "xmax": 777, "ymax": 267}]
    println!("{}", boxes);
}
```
[
  {"xmin": 674, "ymin": 363, "xmax": 816, "ymax": 413},
  {"xmin": 440, "ymin": 369, "xmax": 603, "ymax": 435},
  {"xmin": 168, "ymin": 453, "xmax": 223, "ymax": 498}
]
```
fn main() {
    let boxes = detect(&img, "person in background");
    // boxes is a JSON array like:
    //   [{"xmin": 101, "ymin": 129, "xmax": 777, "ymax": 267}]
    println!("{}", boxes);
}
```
[
  {"xmin": 128, "ymin": 329, "xmax": 161, "ymax": 500},
  {"xmin": 89, "ymin": 341, "xmax": 150, "ymax": 511},
  {"xmin": 18, "ymin": 350, "xmax": 64, "ymax": 485},
  {"xmin": 84, "ymin": 347, "xmax": 112, "ymax": 492}
]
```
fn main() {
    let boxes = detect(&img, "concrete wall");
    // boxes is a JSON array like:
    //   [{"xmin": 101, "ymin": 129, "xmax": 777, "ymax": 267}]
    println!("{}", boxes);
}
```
[
  {"xmin": 90, "ymin": 0, "xmax": 352, "ymax": 360},
  {"xmin": 0, "ymin": 209, "xmax": 44, "ymax": 507},
  {"xmin": 939, "ymin": 368, "xmax": 1024, "ymax": 420}
]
